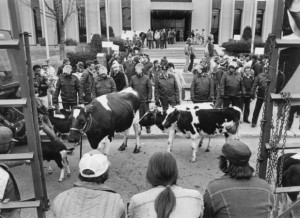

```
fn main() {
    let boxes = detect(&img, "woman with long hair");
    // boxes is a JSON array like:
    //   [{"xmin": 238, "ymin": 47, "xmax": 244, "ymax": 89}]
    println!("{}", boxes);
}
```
[{"xmin": 128, "ymin": 152, "xmax": 203, "ymax": 218}]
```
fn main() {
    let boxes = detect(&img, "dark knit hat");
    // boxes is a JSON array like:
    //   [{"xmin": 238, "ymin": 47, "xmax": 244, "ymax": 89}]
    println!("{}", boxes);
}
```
[{"xmin": 222, "ymin": 140, "xmax": 251, "ymax": 166}]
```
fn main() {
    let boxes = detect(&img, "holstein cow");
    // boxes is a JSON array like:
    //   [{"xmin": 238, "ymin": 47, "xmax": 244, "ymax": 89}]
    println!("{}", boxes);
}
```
[
  {"xmin": 274, "ymin": 153, "xmax": 300, "ymax": 217},
  {"xmin": 139, "ymin": 103, "xmax": 214, "ymax": 145},
  {"xmin": 68, "ymin": 87, "xmax": 141, "ymax": 154},
  {"xmin": 162, "ymin": 106, "xmax": 241, "ymax": 162}
]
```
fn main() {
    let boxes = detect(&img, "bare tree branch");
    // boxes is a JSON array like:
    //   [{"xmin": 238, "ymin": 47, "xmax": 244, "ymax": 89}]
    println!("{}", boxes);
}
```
[{"xmin": 44, "ymin": 0, "xmax": 56, "ymax": 17}]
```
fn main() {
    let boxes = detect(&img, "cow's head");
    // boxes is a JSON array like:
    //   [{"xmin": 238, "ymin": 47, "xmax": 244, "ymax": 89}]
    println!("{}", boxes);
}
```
[
  {"xmin": 162, "ymin": 107, "xmax": 180, "ymax": 129},
  {"xmin": 139, "ymin": 108, "xmax": 166, "ymax": 130},
  {"xmin": 68, "ymin": 105, "xmax": 93, "ymax": 143}
]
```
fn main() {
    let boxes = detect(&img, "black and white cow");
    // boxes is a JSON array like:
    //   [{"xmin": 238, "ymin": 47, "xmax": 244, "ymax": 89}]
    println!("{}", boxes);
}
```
[
  {"xmin": 275, "ymin": 153, "xmax": 300, "ymax": 217},
  {"xmin": 68, "ymin": 88, "xmax": 141, "ymax": 154},
  {"xmin": 162, "ymin": 106, "xmax": 242, "ymax": 162}
]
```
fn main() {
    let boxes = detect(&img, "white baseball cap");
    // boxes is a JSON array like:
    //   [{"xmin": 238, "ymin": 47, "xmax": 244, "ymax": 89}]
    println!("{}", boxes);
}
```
[{"xmin": 79, "ymin": 150, "xmax": 110, "ymax": 178}]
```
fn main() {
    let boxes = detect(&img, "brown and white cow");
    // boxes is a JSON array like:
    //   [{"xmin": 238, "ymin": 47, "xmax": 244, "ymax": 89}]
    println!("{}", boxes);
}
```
[
  {"xmin": 162, "ymin": 106, "xmax": 242, "ymax": 162},
  {"xmin": 68, "ymin": 88, "xmax": 141, "ymax": 154}
]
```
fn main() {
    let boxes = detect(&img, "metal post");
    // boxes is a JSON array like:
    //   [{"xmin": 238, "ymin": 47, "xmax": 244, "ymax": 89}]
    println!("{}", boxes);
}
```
[
  {"xmin": 258, "ymin": 0, "xmax": 284, "ymax": 179},
  {"xmin": 41, "ymin": 0, "xmax": 50, "ymax": 59},
  {"xmin": 251, "ymin": 0, "xmax": 257, "ymax": 54}
]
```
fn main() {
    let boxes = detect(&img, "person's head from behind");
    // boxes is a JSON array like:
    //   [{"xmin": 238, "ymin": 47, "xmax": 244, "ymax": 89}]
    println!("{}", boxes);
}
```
[
  {"xmin": 79, "ymin": 150, "xmax": 110, "ymax": 184},
  {"xmin": 219, "ymin": 140, "xmax": 254, "ymax": 180},
  {"xmin": 146, "ymin": 152, "xmax": 178, "ymax": 218},
  {"xmin": 0, "ymin": 126, "xmax": 17, "ymax": 154}
]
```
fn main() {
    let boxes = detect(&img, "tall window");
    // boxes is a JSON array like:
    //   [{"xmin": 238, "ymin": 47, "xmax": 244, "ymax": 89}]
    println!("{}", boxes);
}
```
[
  {"xmin": 233, "ymin": 9, "xmax": 242, "ymax": 35},
  {"xmin": 255, "ymin": 9, "xmax": 264, "ymax": 37},
  {"xmin": 211, "ymin": 9, "xmax": 220, "ymax": 43},
  {"xmin": 122, "ymin": 0, "xmax": 131, "ymax": 31},
  {"xmin": 31, "ymin": 0, "xmax": 42, "ymax": 43},
  {"xmin": 77, "ymin": 0, "xmax": 86, "ymax": 42},
  {"xmin": 100, "ymin": 0, "xmax": 106, "ymax": 36}
]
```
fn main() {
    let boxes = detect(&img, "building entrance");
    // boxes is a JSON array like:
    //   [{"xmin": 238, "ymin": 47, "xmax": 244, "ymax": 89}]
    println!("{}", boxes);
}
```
[{"xmin": 151, "ymin": 10, "xmax": 192, "ymax": 41}]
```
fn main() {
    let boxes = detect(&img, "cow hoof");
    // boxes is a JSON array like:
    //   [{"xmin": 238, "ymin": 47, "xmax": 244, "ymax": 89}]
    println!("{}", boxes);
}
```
[
  {"xmin": 67, "ymin": 173, "xmax": 71, "ymax": 177},
  {"xmin": 205, "ymin": 149, "xmax": 210, "ymax": 152},
  {"xmin": 118, "ymin": 143, "xmax": 126, "ymax": 151},
  {"xmin": 133, "ymin": 147, "xmax": 140, "ymax": 154},
  {"xmin": 198, "ymin": 143, "xmax": 203, "ymax": 148},
  {"xmin": 59, "ymin": 178, "xmax": 63, "ymax": 182},
  {"xmin": 190, "ymin": 158, "xmax": 196, "ymax": 163},
  {"xmin": 48, "ymin": 170, "xmax": 53, "ymax": 174}
]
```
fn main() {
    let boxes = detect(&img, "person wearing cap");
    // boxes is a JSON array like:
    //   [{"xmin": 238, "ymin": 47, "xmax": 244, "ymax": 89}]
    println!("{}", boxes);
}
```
[
  {"xmin": 73, "ymin": 62, "xmax": 84, "ymax": 80},
  {"xmin": 128, "ymin": 151, "xmax": 203, "ymax": 218},
  {"xmin": 212, "ymin": 59, "xmax": 228, "ymax": 108},
  {"xmin": 155, "ymin": 64, "xmax": 180, "ymax": 111},
  {"xmin": 203, "ymin": 140, "xmax": 274, "ymax": 218},
  {"xmin": 57, "ymin": 58, "xmax": 70, "ymax": 77},
  {"xmin": 53, "ymin": 150, "xmax": 126, "ymax": 218},
  {"xmin": 0, "ymin": 126, "xmax": 21, "ymax": 218},
  {"xmin": 220, "ymin": 61, "xmax": 245, "ymax": 108},
  {"xmin": 111, "ymin": 63, "xmax": 127, "ymax": 92},
  {"xmin": 79, "ymin": 60, "xmax": 95, "ymax": 105},
  {"xmin": 53, "ymin": 65, "xmax": 82, "ymax": 110},
  {"xmin": 92, "ymin": 65, "xmax": 116, "ymax": 98},
  {"xmin": 130, "ymin": 63, "xmax": 152, "ymax": 133},
  {"xmin": 190, "ymin": 64, "xmax": 214, "ymax": 103},
  {"xmin": 250, "ymin": 65, "xmax": 269, "ymax": 128},
  {"xmin": 183, "ymin": 38, "xmax": 192, "ymax": 73},
  {"xmin": 123, "ymin": 54, "xmax": 136, "ymax": 83}
]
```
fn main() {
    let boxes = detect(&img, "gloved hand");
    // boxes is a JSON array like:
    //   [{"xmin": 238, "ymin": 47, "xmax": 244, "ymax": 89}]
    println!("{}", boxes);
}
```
[{"xmin": 155, "ymin": 101, "xmax": 161, "ymax": 107}]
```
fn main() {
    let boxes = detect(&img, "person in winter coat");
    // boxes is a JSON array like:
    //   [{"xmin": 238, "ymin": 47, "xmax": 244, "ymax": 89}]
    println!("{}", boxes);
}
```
[
  {"xmin": 212, "ymin": 59, "xmax": 227, "ymax": 108},
  {"xmin": 155, "ymin": 65, "xmax": 180, "ymax": 111},
  {"xmin": 53, "ymin": 65, "xmax": 82, "ymax": 110},
  {"xmin": 130, "ymin": 63, "xmax": 152, "ymax": 133},
  {"xmin": 184, "ymin": 38, "xmax": 192, "ymax": 73},
  {"xmin": 191, "ymin": 65, "xmax": 214, "ymax": 103},
  {"xmin": 251, "ymin": 66, "xmax": 269, "ymax": 127},
  {"xmin": 149, "ymin": 60, "xmax": 162, "ymax": 86},
  {"xmin": 251, "ymin": 55, "xmax": 263, "ymax": 77},
  {"xmin": 123, "ymin": 54, "xmax": 136, "ymax": 83},
  {"xmin": 111, "ymin": 63, "xmax": 127, "ymax": 92},
  {"xmin": 220, "ymin": 62, "xmax": 245, "ymax": 108},
  {"xmin": 53, "ymin": 150, "xmax": 126, "ymax": 218},
  {"xmin": 142, "ymin": 55, "xmax": 153, "ymax": 76},
  {"xmin": 241, "ymin": 67, "xmax": 254, "ymax": 123},
  {"xmin": 57, "ymin": 58, "xmax": 70, "ymax": 77},
  {"xmin": 79, "ymin": 60, "xmax": 94, "ymax": 105},
  {"xmin": 204, "ymin": 36, "xmax": 214, "ymax": 72},
  {"xmin": 146, "ymin": 29, "xmax": 153, "ymax": 49},
  {"xmin": 92, "ymin": 66, "xmax": 116, "ymax": 98},
  {"xmin": 167, "ymin": 62, "xmax": 186, "ymax": 102},
  {"xmin": 33, "ymin": 64, "xmax": 49, "ymax": 108}
]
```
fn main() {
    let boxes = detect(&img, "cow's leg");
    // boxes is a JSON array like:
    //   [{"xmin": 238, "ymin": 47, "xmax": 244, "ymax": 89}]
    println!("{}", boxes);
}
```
[
  {"xmin": 48, "ymin": 161, "xmax": 53, "ymax": 174},
  {"xmin": 118, "ymin": 129, "xmax": 129, "ymax": 151},
  {"xmin": 198, "ymin": 136, "xmax": 204, "ymax": 148},
  {"xmin": 167, "ymin": 128, "xmax": 176, "ymax": 152},
  {"xmin": 205, "ymin": 138, "xmax": 211, "ymax": 152},
  {"xmin": 190, "ymin": 138, "xmax": 198, "ymax": 162},
  {"xmin": 133, "ymin": 122, "xmax": 141, "ymax": 153},
  {"xmin": 103, "ymin": 136, "xmax": 111, "ymax": 155},
  {"xmin": 59, "ymin": 167, "xmax": 65, "ymax": 182}
]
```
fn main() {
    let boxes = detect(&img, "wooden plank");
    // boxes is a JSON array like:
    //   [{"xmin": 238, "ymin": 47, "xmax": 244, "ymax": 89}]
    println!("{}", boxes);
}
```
[
  {"xmin": 275, "ymin": 186, "xmax": 300, "ymax": 194},
  {"xmin": 0, "ymin": 39, "xmax": 20, "ymax": 49},
  {"xmin": 266, "ymin": 143, "xmax": 300, "ymax": 150},
  {"xmin": 0, "ymin": 152, "xmax": 33, "ymax": 161},
  {"xmin": 0, "ymin": 200, "xmax": 40, "ymax": 209},
  {"xmin": 270, "ymin": 93, "xmax": 300, "ymax": 100},
  {"xmin": 276, "ymin": 39, "xmax": 300, "ymax": 48},
  {"xmin": 0, "ymin": 98, "xmax": 27, "ymax": 107},
  {"xmin": 276, "ymin": 199, "xmax": 300, "ymax": 218}
]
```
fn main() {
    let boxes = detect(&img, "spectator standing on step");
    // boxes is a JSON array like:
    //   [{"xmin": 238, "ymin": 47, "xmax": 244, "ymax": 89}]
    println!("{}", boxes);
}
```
[
  {"xmin": 184, "ymin": 38, "xmax": 192, "ymax": 73},
  {"xmin": 204, "ymin": 36, "xmax": 214, "ymax": 72},
  {"xmin": 179, "ymin": 29, "xmax": 184, "ymax": 42},
  {"xmin": 188, "ymin": 41, "xmax": 196, "ymax": 72},
  {"xmin": 154, "ymin": 30, "xmax": 160, "ymax": 49},
  {"xmin": 201, "ymin": 29, "xmax": 205, "ymax": 44},
  {"xmin": 147, "ymin": 29, "xmax": 154, "ymax": 49}
]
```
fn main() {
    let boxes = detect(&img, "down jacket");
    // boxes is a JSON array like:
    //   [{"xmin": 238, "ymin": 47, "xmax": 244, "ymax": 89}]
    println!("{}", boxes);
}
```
[
  {"xmin": 220, "ymin": 71, "xmax": 245, "ymax": 97},
  {"xmin": 251, "ymin": 72, "xmax": 268, "ymax": 98},
  {"xmin": 190, "ymin": 74, "xmax": 214, "ymax": 101},
  {"xmin": 53, "ymin": 74, "xmax": 82, "ymax": 104},
  {"xmin": 79, "ymin": 70, "xmax": 94, "ymax": 98},
  {"xmin": 92, "ymin": 76, "xmax": 116, "ymax": 98},
  {"xmin": 155, "ymin": 74, "xmax": 179, "ymax": 103},
  {"xmin": 130, "ymin": 74, "xmax": 152, "ymax": 101},
  {"xmin": 53, "ymin": 182, "xmax": 126, "ymax": 218}
]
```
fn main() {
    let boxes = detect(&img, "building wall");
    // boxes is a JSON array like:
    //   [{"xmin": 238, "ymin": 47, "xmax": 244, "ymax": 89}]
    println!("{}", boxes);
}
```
[
  {"xmin": 109, "ymin": 0, "xmax": 122, "ymax": 37},
  {"xmin": 40, "ymin": 0, "xmax": 57, "ymax": 45},
  {"xmin": 86, "ymin": 0, "xmax": 101, "ymax": 42},
  {"xmin": 192, "ymin": 0, "xmax": 211, "ymax": 36},
  {"xmin": 241, "ymin": 0, "xmax": 254, "ymax": 33},
  {"xmin": 262, "ymin": 0, "xmax": 275, "ymax": 41},
  {"xmin": 132, "ymin": 0, "xmax": 151, "ymax": 31},
  {"xmin": 219, "ymin": 0, "xmax": 235, "ymax": 44},
  {"xmin": 0, "ymin": 0, "xmax": 11, "ymax": 31}
]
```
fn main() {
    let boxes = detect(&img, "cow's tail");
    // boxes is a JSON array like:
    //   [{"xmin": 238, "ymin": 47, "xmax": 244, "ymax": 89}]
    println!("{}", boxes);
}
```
[{"xmin": 232, "ymin": 106, "xmax": 243, "ymax": 123}]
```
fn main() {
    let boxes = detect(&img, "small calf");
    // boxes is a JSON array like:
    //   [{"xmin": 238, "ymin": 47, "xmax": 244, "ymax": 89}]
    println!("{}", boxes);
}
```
[{"xmin": 48, "ymin": 108, "xmax": 72, "ymax": 137}]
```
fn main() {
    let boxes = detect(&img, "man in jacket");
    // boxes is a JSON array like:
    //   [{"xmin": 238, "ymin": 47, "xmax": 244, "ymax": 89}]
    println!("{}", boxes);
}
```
[
  {"xmin": 205, "ymin": 36, "xmax": 214, "ymax": 71},
  {"xmin": 241, "ymin": 67, "xmax": 254, "ymax": 123},
  {"xmin": 53, "ymin": 150, "xmax": 126, "ymax": 218},
  {"xmin": 251, "ymin": 55, "xmax": 263, "ymax": 77},
  {"xmin": 79, "ymin": 60, "xmax": 94, "ymax": 105},
  {"xmin": 123, "ymin": 54, "xmax": 136, "ymax": 83},
  {"xmin": 92, "ymin": 65, "xmax": 116, "ymax": 98},
  {"xmin": 190, "ymin": 65, "xmax": 214, "ymax": 103},
  {"xmin": 53, "ymin": 65, "xmax": 82, "ymax": 110},
  {"xmin": 130, "ymin": 63, "xmax": 152, "ymax": 133},
  {"xmin": 204, "ymin": 140, "xmax": 274, "ymax": 218},
  {"xmin": 155, "ymin": 65, "xmax": 180, "ymax": 112},
  {"xmin": 251, "ymin": 66, "xmax": 269, "ymax": 127},
  {"xmin": 149, "ymin": 60, "xmax": 162, "ymax": 85},
  {"xmin": 111, "ymin": 63, "xmax": 127, "ymax": 92},
  {"xmin": 33, "ymin": 65, "xmax": 49, "ymax": 108},
  {"xmin": 212, "ymin": 59, "xmax": 227, "ymax": 108},
  {"xmin": 142, "ymin": 55, "xmax": 153, "ymax": 76},
  {"xmin": 220, "ymin": 62, "xmax": 245, "ymax": 108},
  {"xmin": 184, "ymin": 38, "xmax": 192, "ymax": 73},
  {"xmin": 146, "ymin": 29, "xmax": 153, "ymax": 49},
  {"xmin": 57, "ymin": 58, "xmax": 70, "ymax": 77}
]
